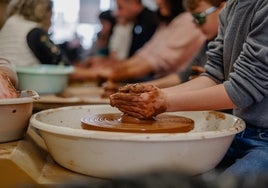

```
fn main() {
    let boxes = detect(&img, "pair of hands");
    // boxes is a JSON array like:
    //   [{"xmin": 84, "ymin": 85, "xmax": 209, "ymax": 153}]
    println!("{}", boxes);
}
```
[
  {"xmin": 0, "ymin": 71, "xmax": 18, "ymax": 99},
  {"xmin": 110, "ymin": 83, "xmax": 168, "ymax": 119},
  {"xmin": 70, "ymin": 57, "xmax": 121, "ymax": 82}
]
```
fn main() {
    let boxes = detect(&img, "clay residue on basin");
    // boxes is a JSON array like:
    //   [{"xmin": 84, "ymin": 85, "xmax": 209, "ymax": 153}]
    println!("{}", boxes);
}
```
[{"xmin": 207, "ymin": 111, "xmax": 226, "ymax": 120}]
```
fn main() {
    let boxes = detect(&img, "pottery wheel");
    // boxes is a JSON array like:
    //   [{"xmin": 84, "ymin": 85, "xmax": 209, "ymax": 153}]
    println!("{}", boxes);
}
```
[{"xmin": 81, "ymin": 113, "xmax": 194, "ymax": 133}]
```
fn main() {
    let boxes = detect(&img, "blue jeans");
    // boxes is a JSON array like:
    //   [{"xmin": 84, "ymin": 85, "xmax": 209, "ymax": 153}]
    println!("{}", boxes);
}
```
[{"xmin": 216, "ymin": 126, "xmax": 268, "ymax": 177}]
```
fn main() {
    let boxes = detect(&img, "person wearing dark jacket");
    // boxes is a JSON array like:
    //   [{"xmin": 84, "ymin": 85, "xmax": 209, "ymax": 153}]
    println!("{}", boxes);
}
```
[
  {"xmin": 113, "ymin": 0, "xmax": 159, "ymax": 58},
  {"xmin": 0, "ymin": 0, "xmax": 70, "ymax": 66}
]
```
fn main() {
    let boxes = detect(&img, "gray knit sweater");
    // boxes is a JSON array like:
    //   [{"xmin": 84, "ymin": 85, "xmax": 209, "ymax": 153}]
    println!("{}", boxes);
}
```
[{"xmin": 203, "ymin": 0, "xmax": 268, "ymax": 128}]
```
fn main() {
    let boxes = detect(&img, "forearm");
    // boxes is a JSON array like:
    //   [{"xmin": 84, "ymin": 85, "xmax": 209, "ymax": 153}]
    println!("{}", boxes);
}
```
[
  {"xmin": 143, "ymin": 73, "xmax": 181, "ymax": 88},
  {"xmin": 164, "ymin": 78, "xmax": 236, "ymax": 111},
  {"xmin": 163, "ymin": 76, "xmax": 216, "ymax": 93}
]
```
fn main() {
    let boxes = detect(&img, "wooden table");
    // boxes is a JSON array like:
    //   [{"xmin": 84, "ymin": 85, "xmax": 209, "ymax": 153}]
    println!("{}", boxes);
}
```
[{"xmin": 0, "ymin": 126, "xmax": 105, "ymax": 187}]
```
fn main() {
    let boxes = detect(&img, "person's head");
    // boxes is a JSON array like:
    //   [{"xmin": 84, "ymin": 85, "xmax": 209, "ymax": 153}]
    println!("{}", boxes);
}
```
[
  {"xmin": 99, "ymin": 10, "xmax": 116, "ymax": 36},
  {"xmin": 183, "ymin": 0, "xmax": 226, "ymax": 40},
  {"xmin": 7, "ymin": 0, "xmax": 53, "ymax": 30},
  {"xmin": 115, "ymin": 0, "xmax": 143, "ymax": 23},
  {"xmin": 155, "ymin": 0, "xmax": 184, "ymax": 24}
]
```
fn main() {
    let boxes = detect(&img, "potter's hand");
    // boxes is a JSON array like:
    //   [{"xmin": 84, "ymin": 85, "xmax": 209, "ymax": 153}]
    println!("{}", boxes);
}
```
[
  {"xmin": 0, "ymin": 71, "xmax": 18, "ymax": 99},
  {"xmin": 110, "ymin": 83, "xmax": 167, "ymax": 119}
]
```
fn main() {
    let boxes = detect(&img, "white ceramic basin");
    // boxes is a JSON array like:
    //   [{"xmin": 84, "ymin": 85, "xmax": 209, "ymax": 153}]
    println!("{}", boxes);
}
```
[
  {"xmin": 30, "ymin": 105, "xmax": 245, "ymax": 178},
  {"xmin": 0, "ymin": 90, "xmax": 39, "ymax": 142}
]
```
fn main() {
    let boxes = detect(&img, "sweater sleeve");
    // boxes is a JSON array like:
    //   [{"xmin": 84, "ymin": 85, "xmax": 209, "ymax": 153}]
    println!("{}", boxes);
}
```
[
  {"xmin": 204, "ymin": 1, "xmax": 268, "ymax": 108},
  {"xmin": 225, "ymin": 2, "xmax": 268, "ymax": 108},
  {"xmin": 27, "ymin": 28, "xmax": 70, "ymax": 65}
]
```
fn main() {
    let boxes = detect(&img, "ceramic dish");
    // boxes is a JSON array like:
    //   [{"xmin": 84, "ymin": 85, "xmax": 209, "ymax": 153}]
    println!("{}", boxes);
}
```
[
  {"xmin": 0, "ymin": 90, "xmax": 39, "ymax": 142},
  {"xmin": 30, "ymin": 105, "xmax": 245, "ymax": 178},
  {"xmin": 16, "ymin": 64, "xmax": 74, "ymax": 94}
]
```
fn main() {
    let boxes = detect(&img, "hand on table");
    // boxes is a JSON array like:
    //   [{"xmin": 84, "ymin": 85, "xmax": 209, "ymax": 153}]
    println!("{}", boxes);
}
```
[
  {"xmin": 110, "ymin": 83, "xmax": 167, "ymax": 119},
  {"xmin": 0, "ymin": 71, "xmax": 18, "ymax": 99}
]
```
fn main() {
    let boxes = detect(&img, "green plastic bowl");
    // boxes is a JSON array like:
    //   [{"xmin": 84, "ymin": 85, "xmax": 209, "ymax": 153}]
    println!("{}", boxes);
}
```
[{"xmin": 16, "ymin": 65, "xmax": 74, "ymax": 94}]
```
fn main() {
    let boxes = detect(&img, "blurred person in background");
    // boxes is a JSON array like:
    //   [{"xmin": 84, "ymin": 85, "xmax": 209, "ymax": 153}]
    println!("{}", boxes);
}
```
[
  {"xmin": 89, "ymin": 10, "xmax": 117, "ymax": 58},
  {"xmin": 78, "ymin": 0, "xmax": 159, "ymax": 68},
  {"xmin": 70, "ymin": 10, "xmax": 117, "ymax": 64},
  {"xmin": 108, "ymin": 15, "xmax": 134, "ymax": 61},
  {"xmin": 0, "ymin": 0, "xmax": 69, "ymax": 66},
  {"xmin": 70, "ymin": 0, "xmax": 206, "ymax": 83},
  {"xmin": 111, "ymin": 0, "xmax": 159, "ymax": 59},
  {"xmin": 144, "ymin": 0, "xmax": 226, "ymax": 88}
]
